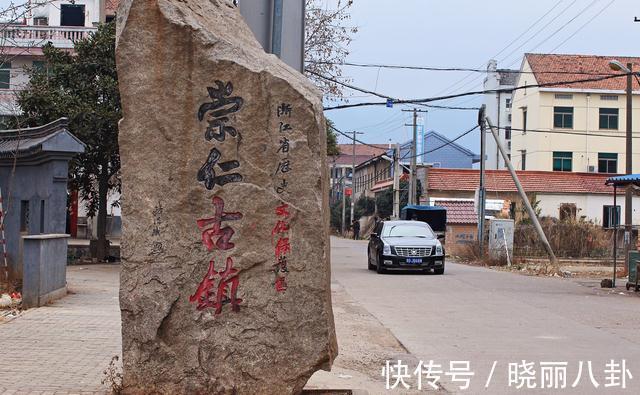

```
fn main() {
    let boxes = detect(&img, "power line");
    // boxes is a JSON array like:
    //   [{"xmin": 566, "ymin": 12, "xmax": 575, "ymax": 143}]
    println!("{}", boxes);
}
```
[
  {"xmin": 308, "ymin": 70, "xmax": 480, "ymax": 110},
  {"xmin": 525, "ymin": 0, "xmax": 599, "ymax": 55},
  {"xmin": 497, "ymin": 0, "xmax": 579, "ymax": 67},
  {"xmin": 549, "ymin": 0, "xmax": 616, "ymax": 53},
  {"xmin": 431, "ymin": 1, "xmax": 567, "ymax": 98},
  {"xmin": 309, "ymin": 61, "xmax": 614, "ymax": 76},
  {"xmin": 329, "ymin": 124, "xmax": 391, "ymax": 150},
  {"xmin": 323, "ymin": 72, "xmax": 631, "ymax": 111},
  {"xmin": 444, "ymin": 0, "xmax": 579, "ymax": 104},
  {"xmin": 400, "ymin": 125, "xmax": 480, "ymax": 160}
]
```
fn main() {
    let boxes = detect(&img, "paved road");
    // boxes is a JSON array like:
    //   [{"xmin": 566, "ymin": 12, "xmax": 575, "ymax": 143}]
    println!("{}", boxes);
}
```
[{"xmin": 331, "ymin": 236, "xmax": 640, "ymax": 394}]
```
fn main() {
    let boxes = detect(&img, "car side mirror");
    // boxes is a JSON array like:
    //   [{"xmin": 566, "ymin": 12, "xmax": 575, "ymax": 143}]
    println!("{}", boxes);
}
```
[{"xmin": 437, "ymin": 234, "xmax": 445, "ymax": 241}]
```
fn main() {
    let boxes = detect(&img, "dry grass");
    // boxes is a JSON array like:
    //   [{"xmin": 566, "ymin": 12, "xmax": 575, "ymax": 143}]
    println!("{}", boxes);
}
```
[{"xmin": 514, "ymin": 219, "xmax": 615, "ymax": 258}]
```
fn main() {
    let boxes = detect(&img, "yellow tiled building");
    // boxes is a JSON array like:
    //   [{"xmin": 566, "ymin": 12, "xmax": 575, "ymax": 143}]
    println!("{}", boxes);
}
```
[{"xmin": 510, "ymin": 53, "xmax": 640, "ymax": 174}]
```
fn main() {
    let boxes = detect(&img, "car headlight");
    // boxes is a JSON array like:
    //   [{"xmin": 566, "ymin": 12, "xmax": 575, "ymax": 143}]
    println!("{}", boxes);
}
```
[
  {"xmin": 435, "ymin": 242, "xmax": 443, "ymax": 256},
  {"xmin": 383, "ymin": 244, "xmax": 392, "ymax": 255}
]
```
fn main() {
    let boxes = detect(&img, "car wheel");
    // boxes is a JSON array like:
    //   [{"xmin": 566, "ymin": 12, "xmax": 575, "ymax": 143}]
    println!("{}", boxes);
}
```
[
  {"xmin": 376, "ymin": 255, "xmax": 386, "ymax": 274},
  {"xmin": 367, "ymin": 251, "xmax": 376, "ymax": 271},
  {"xmin": 434, "ymin": 264, "xmax": 445, "ymax": 275}
]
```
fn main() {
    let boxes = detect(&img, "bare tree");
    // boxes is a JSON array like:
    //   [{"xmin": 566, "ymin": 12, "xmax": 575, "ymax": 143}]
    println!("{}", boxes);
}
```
[{"xmin": 304, "ymin": 0, "xmax": 357, "ymax": 101}]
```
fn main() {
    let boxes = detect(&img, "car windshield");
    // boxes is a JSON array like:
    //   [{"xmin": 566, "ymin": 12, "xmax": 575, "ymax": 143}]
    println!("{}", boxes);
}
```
[{"xmin": 382, "ymin": 223, "xmax": 435, "ymax": 238}]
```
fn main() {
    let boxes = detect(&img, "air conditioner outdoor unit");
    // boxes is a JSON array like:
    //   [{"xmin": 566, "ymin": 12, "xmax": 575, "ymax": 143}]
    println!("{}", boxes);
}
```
[{"xmin": 588, "ymin": 165, "xmax": 596, "ymax": 173}]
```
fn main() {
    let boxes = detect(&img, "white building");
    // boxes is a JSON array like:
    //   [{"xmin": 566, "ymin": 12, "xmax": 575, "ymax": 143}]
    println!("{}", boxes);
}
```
[
  {"xmin": 0, "ymin": 1, "xmax": 118, "ymax": 121},
  {"xmin": 0, "ymin": 1, "xmax": 118, "ymax": 237},
  {"xmin": 483, "ymin": 59, "xmax": 519, "ymax": 169}
]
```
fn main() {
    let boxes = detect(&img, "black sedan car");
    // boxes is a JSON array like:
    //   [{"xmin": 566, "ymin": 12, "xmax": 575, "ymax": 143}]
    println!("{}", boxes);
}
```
[{"xmin": 368, "ymin": 220, "xmax": 445, "ymax": 274}]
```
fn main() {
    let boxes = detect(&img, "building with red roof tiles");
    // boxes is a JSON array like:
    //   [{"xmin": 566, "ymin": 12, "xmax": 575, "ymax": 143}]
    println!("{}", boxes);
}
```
[
  {"xmin": 510, "ymin": 53, "xmax": 640, "ymax": 176},
  {"xmin": 328, "ymin": 143, "xmax": 389, "ymax": 200},
  {"xmin": 424, "ymin": 167, "xmax": 637, "ymax": 227},
  {"xmin": 427, "ymin": 198, "xmax": 479, "ymax": 250}
]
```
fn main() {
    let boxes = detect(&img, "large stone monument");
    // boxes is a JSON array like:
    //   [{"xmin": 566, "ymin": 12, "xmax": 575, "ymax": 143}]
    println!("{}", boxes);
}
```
[{"xmin": 116, "ymin": 0, "xmax": 337, "ymax": 393}]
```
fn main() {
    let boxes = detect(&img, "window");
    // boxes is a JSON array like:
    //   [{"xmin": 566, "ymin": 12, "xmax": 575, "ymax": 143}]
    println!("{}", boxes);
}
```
[
  {"xmin": 553, "ymin": 151, "xmax": 572, "ymax": 172},
  {"xmin": 505, "ymin": 98, "xmax": 512, "ymax": 109},
  {"xmin": 40, "ymin": 200, "xmax": 45, "ymax": 233},
  {"xmin": 603, "ymin": 205, "xmax": 621, "ymax": 228},
  {"xmin": 0, "ymin": 115, "xmax": 11, "ymax": 129},
  {"xmin": 559, "ymin": 203, "xmax": 577, "ymax": 221},
  {"xmin": 0, "ymin": 62, "xmax": 10, "ymax": 89},
  {"xmin": 520, "ymin": 150, "xmax": 526, "ymax": 170},
  {"xmin": 598, "ymin": 153, "xmax": 617, "ymax": 173},
  {"xmin": 554, "ymin": 93, "xmax": 573, "ymax": 100},
  {"xmin": 508, "ymin": 113, "xmax": 512, "ymax": 122},
  {"xmin": 522, "ymin": 108, "xmax": 527, "ymax": 134},
  {"xmin": 60, "ymin": 4, "xmax": 85, "ymax": 27},
  {"xmin": 505, "ymin": 126, "xmax": 512, "ymax": 140},
  {"xmin": 553, "ymin": 107, "xmax": 573, "ymax": 129},
  {"xmin": 33, "ymin": 17, "xmax": 48, "ymax": 26},
  {"xmin": 599, "ymin": 108, "xmax": 619, "ymax": 130},
  {"xmin": 601, "ymin": 95, "xmax": 618, "ymax": 101},
  {"xmin": 20, "ymin": 200, "xmax": 29, "ymax": 232},
  {"xmin": 32, "ymin": 60, "xmax": 46, "ymax": 72}
]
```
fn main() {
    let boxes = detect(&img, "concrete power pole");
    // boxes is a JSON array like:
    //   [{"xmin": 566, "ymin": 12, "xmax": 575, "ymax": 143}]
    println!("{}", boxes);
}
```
[
  {"xmin": 341, "ymin": 176, "xmax": 346, "ymax": 236},
  {"xmin": 484, "ymin": 115, "xmax": 558, "ymax": 267},
  {"xmin": 350, "ymin": 130, "xmax": 364, "ymax": 225},
  {"xmin": 393, "ymin": 143, "xmax": 401, "ymax": 219},
  {"xmin": 478, "ymin": 106, "xmax": 487, "ymax": 255},
  {"xmin": 403, "ymin": 108, "xmax": 428, "ymax": 206},
  {"xmin": 624, "ymin": 63, "xmax": 633, "ymax": 273}
]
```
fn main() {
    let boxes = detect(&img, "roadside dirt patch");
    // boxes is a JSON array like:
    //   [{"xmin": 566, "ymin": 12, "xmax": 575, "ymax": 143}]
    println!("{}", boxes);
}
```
[{"xmin": 306, "ymin": 283, "xmax": 428, "ymax": 394}]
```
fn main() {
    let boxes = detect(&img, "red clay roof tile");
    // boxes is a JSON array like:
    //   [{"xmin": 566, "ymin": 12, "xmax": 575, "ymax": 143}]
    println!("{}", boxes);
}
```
[
  {"xmin": 427, "ymin": 168, "xmax": 617, "ymax": 195},
  {"xmin": 525, "ymin": 53, "xmax": 640, "ymax": 91},
  {"xmin": 434, "ymin": 200, "xmax": 478, "ymax": 224}
]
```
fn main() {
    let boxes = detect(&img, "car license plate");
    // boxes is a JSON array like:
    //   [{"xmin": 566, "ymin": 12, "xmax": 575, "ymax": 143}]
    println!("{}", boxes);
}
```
[{"xmin": 406, "ymin": 258, "xmax": 422, "ymax": 264}]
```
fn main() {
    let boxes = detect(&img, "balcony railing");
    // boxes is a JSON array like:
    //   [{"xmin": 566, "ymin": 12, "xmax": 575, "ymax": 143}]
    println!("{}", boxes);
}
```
[{"xmin": 0, "ymin": 25, "xmax": 97, "ymax": 49}]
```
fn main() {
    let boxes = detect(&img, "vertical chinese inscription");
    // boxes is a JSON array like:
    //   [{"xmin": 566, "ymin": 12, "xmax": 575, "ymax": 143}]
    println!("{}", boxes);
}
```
[
  {"xmin": 270, "ymin": 102, "xmax": 295, "ymax": 292},
  {"xmin": 190, "ymin": 82, "xmax": 245, "ymax": 316},
  {"xmin": 149, "ymin": 202, "xmax": 164, "ymax": 255},
  {"xmin": 197, "ymin": 81, "xmax": 244, "ymax": 190},
  {"xmin": 272, "ymin": 203, "xmax": 291, "ymax": 292}
]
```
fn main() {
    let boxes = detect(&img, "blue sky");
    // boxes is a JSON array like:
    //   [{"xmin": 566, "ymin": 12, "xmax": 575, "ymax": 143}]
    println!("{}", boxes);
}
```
[{"xmin": 323, "ymin": 0, "xmax": 639, "ymax": 153}]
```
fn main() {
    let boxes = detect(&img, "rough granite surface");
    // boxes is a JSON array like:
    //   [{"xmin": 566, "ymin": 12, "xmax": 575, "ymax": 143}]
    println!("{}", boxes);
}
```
[{"xmin": 116, "ymin": 0, "xmax": 337, "ymax": 393}]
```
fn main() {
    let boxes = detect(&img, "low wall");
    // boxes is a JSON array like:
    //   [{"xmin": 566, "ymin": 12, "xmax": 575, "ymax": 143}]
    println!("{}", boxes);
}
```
[{"xmin": 22, "ymin": 234, "xmax": 69, "ymax": 308}]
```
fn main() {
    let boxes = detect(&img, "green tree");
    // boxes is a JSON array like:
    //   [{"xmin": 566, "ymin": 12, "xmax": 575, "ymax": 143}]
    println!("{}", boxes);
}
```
[
  {"xmin": 16, "ymin": 22, "xmax": 120, "ymax": 261},
  {"xmin": 374, "ymin": 178, "xmax": 423, "ymax": 219},
  {"xmin": 326, "ymin": 119, "xmax": 340, "ymax": 156},
  {"xmin": 375, "ymin": 189, "xmax": 393, "ymax": 218}
]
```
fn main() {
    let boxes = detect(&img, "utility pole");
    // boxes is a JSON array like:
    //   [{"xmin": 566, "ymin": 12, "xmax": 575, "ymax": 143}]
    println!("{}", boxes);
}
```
[
  {"xmin": 393, "ymin": 143, "xmax": 401, "ymax": 219},
  {"xmin": 341, "ymin": 175, "xmax": 346, "ymax": 236},
  {"xmin": 403, "ymin": 108, "xmax": 428, "ymax": 206},
  {"xmin": 624, "ymin": 63, "xmax": 633, "ymax": 273},
  {"xmin": 350, "ymin": 130, "xmax": 364, "ymax": 225},
  {"xmin": 477, "ymin": 106, "xmax": 487, "ymax": 255},
  {"xmin": 485, "ymin": 115, "xmax": 558, "ymax": 267}
]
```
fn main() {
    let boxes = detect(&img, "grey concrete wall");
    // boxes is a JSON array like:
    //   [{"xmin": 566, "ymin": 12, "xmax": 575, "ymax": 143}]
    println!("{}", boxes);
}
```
[
  {"xmin": 0, "ymin": 159, "xmax": 69, "ymax": 278},
  {"xmin": 22, "ymin": 235, "xmax": 68, "ymax": 308}
]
